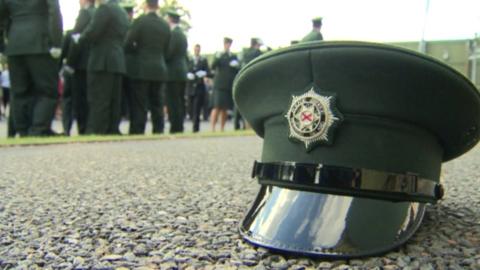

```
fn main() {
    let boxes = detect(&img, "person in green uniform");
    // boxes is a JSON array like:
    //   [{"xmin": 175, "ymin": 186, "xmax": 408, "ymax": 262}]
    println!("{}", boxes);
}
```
[
  {"xmin": 120, "ymin": 2, "xmax": 134, "ymax": 121},
  {"xmin": 301, "ymin": 17, "xmax": 324, "ymax": 43},
  {"xmin": 210, "ymin": 37, "xmax": 240, "ymax": 132},
  {"xmin": 186, "ymin": 44, "xmax": 210, "ymax": 133},
  {"xmin": 125, "ymin": 0, "xmax": 170, "ymax": 135},
  {"xmin": 234, "ymin": 37, "xmax": 263, "ymax": 130},
  {"xmin": 165, "ymin": 9, "xmax": 188, "ymax": 134},
  {"xmin": 73, "ymin": 0, "xmax": 129, "ymax": 135},
  {"xmin": 0, "ymin": 0, "xmax": 63, "ymax": 137},
  {"xmin": 66, "ymin": 0, "xmax": 95, "ymax": 135},
  {"xmin": 242, "ymin": 38, "xmax": 263, "ymax": 65}
]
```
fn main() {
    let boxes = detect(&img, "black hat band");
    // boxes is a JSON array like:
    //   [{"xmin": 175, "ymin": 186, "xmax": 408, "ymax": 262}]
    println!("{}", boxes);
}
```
[{"xmin": 252, "ymin": 161, "xmax": 444, "ymax": 204}]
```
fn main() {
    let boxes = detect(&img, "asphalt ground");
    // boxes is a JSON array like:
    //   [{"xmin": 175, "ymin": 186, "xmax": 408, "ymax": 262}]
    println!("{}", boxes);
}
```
[{"xmin": 0, "ymin": 136, "xmax": 479, "ymax": 269}]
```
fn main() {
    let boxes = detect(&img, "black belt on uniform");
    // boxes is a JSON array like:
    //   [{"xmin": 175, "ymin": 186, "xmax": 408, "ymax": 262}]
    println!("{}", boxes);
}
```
[{"xmin": 251, "ymin": 161, "xmax": 444, "ymax": 203}]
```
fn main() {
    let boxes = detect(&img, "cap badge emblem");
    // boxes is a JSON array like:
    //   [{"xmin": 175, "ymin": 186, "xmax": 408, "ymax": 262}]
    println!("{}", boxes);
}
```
[{"xmin": 285, "ymin": 86, "xmax": 342, "ymax": 151}]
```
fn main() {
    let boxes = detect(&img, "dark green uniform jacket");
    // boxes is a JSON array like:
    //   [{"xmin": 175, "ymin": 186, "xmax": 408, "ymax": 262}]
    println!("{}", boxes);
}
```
[
  {"xmin": 60, "ymin": 31, "xmax": 73, "ymax": 65},
  {"xmin": 211, "ymin": 52, "xmax": 239, "ymax": 90},
  {"xmin": 0, "ymin": 0, "xmax": 63, "ymax": 56},
  {"xmin": 80, "ymin": 0, "xmax": 129, "ymax": 74},
  {"xmin": 242, "ymin": 47, "xmax": 262, "ymax": 66},
  {"xmin": 166, "ymin": 25, "xmax": 188, "ymax": 82},
  {"xmin": 68, "ymin": 4, "xmax": 95, "ymax": 70},
  {"xmin": 125, "ymin": 12, "xmax": 171, "ymax": 81},
  {"xmin": 0, "ymin": 17, "xmax": 5, "ymax": 53},
  {"xmin": 301, "ymin": 30, "xmax": 323, "ymax": 43}
]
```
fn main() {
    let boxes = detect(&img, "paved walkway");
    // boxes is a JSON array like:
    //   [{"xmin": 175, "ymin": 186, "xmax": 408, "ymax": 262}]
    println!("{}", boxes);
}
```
[{"xmin": 0, "ymin": 137, "xmax": 478, "ymax": 269}]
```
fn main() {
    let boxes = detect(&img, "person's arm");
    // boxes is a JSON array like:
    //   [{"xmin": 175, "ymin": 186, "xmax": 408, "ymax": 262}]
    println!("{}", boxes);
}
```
[
  {"xmin": 66, "ymin": 39, "xmax": 80, "ymax": 68},
  {"xmin": 187, "ymin": 57, "xmax": 194, "ymax": 72},
  {"xmin": 46, "ymin": 0, "xmax": 63, "ymax": 48},
  {"xmin": 60, "ymin": 32, "xmax": 72, "ymax": 61},
  {"xmin": 209, "ymin": 54, "xmax": 221, "ymax": 78},
  {"xmin": 0, "ymin": 0, "xmax": 8, "ymax": 54},
  {"xmin": 80, "ymin": 4, "xmax": 110, "ymax": 43},
  {"xmin": 73, "ymin": 9, "xmax": 90, "ymax": 34},
  {"xmin": 162, "ymin": 25, "xmax": 171, "ymax": 60},
  {"xmin": 68, "ymin": 9, "xmax": 93, "ymax": 66},
  {"xmin": 124, "ymin": 17, "xmax": 140, "ymax": 53},
  {"xmin": 166, "ymin": 28, "xmax": 179, "ymax": 61},
  {"xmin": 203, "ymin": 58, "xmax": 211, "ymax": 76},
  {"xmin": 211, "ymin": 54, "xmax": 220, "ymax": 70},
  {"xmin": 186, "ymin": 57, "xmax": 195, "ymax": 80}
]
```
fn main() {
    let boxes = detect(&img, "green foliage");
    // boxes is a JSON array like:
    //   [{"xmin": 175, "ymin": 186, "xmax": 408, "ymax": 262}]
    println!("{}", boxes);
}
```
[
  {"xmin": 160, "ymin": 0, "xmax": 191, "ymax": 31},
  {"xmin": 0, "ymin": 55, "xmax": 6, "ymax": 67},
  {"xmin": 134, "ymin": 0, "xmax": 191, "ymax": 31}
]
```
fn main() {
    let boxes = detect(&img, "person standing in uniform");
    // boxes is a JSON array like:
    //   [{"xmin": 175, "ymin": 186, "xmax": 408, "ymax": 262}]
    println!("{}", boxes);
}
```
[
  {"xmin": 242, "ymin": 38, "xmax": 263, "ymax": 68},
  {"xmin": 66, "ymin": 0, "xmax": 95, "ymax": 135},
  {"xmin": 165, "ymin": 10, "xmax": 188, "ymax": 134},
  {"xmin": 125, "ymin": 0, "xmax": 170, "ymax": 135},
  {"xmin": 301, "ymin": 17, "xmax": 323, "ymax": 43},
  {"xmin": 186, "ymin": 44, "xmax": 210, "ymax": 133},
  {"xmin": 210, "ymin": 37, "xmax": 240, "ymax": 132},
  {"xmin": 0, "ymin": 0, "xmax": 63, "ymax": 137},
  {"xmin": 73, "ymin": 0, "xmax": 129, "ymax": 135},
  {"xmin": 234, "ymin": 37, "xmax": 263, "ymax": 130}
]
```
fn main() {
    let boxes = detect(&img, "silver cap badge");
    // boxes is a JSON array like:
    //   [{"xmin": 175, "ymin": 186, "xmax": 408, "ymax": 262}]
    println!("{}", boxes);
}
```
[{"xmin": 285, "ymin": 86, "xmax": 342, "ymax": 151}]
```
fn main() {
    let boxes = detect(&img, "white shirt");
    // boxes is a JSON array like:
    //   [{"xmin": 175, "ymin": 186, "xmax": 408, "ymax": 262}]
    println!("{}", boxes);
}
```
[{"xmin": 0, "ymin": 70, "xmax": 10, "ymax": 88}]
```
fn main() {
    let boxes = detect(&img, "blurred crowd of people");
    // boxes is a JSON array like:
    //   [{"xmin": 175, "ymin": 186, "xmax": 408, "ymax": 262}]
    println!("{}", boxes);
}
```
[{"xmin": 0, "ymin": 0, "xmax": 323, "ymax": 137}]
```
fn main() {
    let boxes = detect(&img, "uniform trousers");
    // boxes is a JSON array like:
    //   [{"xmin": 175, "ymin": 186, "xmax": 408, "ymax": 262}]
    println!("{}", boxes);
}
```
[
  {"xmin": 72, "ymin": 70, "xmax": 88, "ymax": 135},
  {"xmin": 165, "ymin": 81, "xmax": 186, "ymax": 133},
  {"xmin": 62, "ymin": 72, "xmax": 74, "ymax": 135},
  {"xmin": 86, "ymin": 71, "xmax": 122, "ymax": 135},
  {"xmin": 191, "ymin": 83, "xmax": 206, "ymax": 132},
  {"xmin": 8, "ymin": 54, "xmax": 58, "ymax": 136},
  {"xmin": 129, "ymin": 80, "xmax": 164, "ymax": 135},
  {"xmin": 7, "ymin": 97, "xmax": 16, "ymax": 138}
]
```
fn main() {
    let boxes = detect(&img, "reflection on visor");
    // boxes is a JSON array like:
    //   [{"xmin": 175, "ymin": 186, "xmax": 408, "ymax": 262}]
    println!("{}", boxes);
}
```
[
  {"xmin": 250, "ymin": 188, "xmax": 353, "ymax": 248},
  {"xmin": 240, "ymin": 186, "xmax": 425, "ymax": 258}
]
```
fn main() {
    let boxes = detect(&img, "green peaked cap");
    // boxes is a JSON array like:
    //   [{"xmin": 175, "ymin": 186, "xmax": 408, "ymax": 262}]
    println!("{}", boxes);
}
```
[
  {"xmin": 234, "ymin": 41, "xmax": 480, "ymax": 258},
  {"xmin": 312, "ymin": 16, "xmax": 323, "ymax": 23},
  {"xmin": 166, "ymin": 9, "xmax": 181, "ymax": 18},
  {"xmin": 234, "ymin": 41, "xmax": 480, "ymax": 167}
]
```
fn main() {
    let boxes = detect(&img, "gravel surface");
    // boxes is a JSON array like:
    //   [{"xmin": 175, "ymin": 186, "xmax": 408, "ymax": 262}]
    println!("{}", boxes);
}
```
[{"xmin": 0, "ymin": 136, "xmax": 479, "ymax": 269}]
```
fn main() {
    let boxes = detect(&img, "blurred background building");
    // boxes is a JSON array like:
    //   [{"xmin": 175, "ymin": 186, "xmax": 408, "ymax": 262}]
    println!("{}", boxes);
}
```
[{"xmin": 391, "ymin": 37, "xmax": 480, "ymax": 88}]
